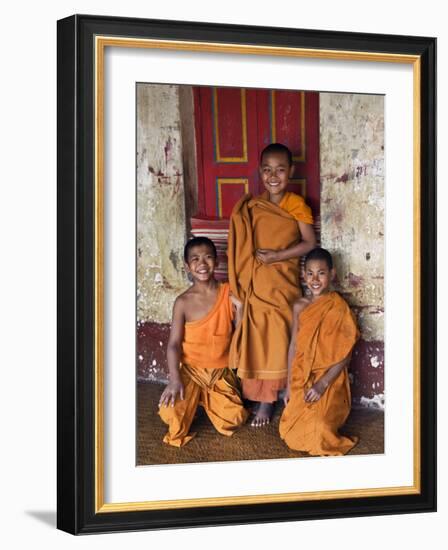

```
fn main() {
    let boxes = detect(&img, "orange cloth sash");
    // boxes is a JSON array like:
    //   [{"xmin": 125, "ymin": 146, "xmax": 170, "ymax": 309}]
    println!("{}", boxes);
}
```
[
  {"xmin": 228, "ymin": 192, "xmax": 313, "ymax": 381},
  {"xmin": 279, "ymin": 292, "xmax": 359, "ymax": 456},
  {"xmin": 182, "ymin": 283, "xmax": 233, "ymax": 369}
]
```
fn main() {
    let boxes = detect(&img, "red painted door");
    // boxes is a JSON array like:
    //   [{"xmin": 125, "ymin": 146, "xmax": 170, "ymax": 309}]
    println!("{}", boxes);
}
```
[
  {"xmin": 192, "ymin": 86, "xmax": 320, "ymax": 280},
  {"xmin": 193, "ymin": 86, "xmax": 320, "ymax": 219}
]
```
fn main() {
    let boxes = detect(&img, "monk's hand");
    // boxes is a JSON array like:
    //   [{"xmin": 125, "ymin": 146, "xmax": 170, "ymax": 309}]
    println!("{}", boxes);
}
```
[
  {"xmin": 229, "ymin": 292, "xmax": 243, "ymax": 312},
  {"xmin": 304, "ymin": 380, "xmax": 327, "ymax": 403},
  {"xmin": 283, "ymin": 385, "xmax": 291, "ymax": 405},
  {"xmin": 256, "ymin": 249, "xmax": 279, "ymax": 264},
  {"xmin": 158, "ymin": 378, "xmax": 184, "ymax": 408}
]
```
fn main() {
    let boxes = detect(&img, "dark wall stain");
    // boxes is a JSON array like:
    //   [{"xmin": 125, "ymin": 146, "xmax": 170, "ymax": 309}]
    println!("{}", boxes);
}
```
[
  {"xmin": 333, "ymin": 210, "xmax": 343, "ymax": 224},
  {"xmin": 350, "ymin": 339, "xmax": 384, "ymax": 406},
  {"xmin": 161, "ymin": 275, "xmax": 175, "ymax": 290},
  {"xmin": 169, "ymin": 250, "xmax": 179, "ymax": 271},
  {"xmin": 335, "ymin": 173, "xmax": 349, "ymax": 183},
  {"xmin": 137, "ymin": 322, "xmax": 171, "ymax": 382},
  {"xmin": 156, "ymin": 170, "xmax": 170, "ymax": 185},
  {"xmin": 356, "ymin": 165, "xmax": 367, "ymax": 178},
  {"xmin": 164, "ymin": 136, "xmax": 173, "ymax": 168},
  {"xmin": 171, "ymin": 169, "xmax": 182, "ymax": 197},
  {"xmin": 347, "ymin": 272, "xmax": 363, "ymax": 288}
]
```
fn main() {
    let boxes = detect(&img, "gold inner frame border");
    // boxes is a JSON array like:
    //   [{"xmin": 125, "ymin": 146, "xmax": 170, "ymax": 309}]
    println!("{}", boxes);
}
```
[{"xmin": 94, "ymin": 35, "xmax": 422, "ymax": 513}]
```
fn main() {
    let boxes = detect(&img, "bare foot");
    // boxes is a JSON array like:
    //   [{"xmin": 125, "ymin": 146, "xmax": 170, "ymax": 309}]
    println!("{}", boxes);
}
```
[{"xmin": 250, "ymin": 402, "xmax": 274, "ymax": 427}]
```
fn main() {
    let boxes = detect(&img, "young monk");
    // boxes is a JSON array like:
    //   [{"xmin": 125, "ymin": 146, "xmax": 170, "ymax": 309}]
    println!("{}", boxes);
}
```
[
  {"xmin": 159, "ymin": 236, "xmax": 248, "ymax": 447},
  {"xmin": 279, "ymin": 247, "xmax": 359, "ymax": 456},
  {"xmin": 228, "ymin": 143, "xmax": 316, "ymax": 427}
]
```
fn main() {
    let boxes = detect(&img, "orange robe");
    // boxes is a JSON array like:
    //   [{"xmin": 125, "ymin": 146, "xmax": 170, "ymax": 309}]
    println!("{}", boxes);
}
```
[
  {"xmin": 228, "ymin": 191, "xmax": 313, "ymax": 402},
  {"xmin": 159, "ymin": 283, "xmax": 248, "ymax": 447},
  {"xmin": 279, "ymin": 292, "xmax": 359, "ymax": 456}
]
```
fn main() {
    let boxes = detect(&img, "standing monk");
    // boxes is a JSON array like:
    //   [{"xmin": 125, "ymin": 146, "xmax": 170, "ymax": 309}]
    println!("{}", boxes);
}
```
[{"xmin": 228, "ymin": 143, "xmax": 316, "ymax": 427}]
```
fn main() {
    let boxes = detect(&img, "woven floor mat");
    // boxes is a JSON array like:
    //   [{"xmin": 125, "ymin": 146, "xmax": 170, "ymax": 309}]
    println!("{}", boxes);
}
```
[{"xmin": 137, "ymin": 381, "xmax": 384, "ymax": 466}]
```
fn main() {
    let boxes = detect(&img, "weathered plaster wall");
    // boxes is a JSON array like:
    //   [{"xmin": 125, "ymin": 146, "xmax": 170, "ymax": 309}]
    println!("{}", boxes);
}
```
[
  {"xmin": 320, "ymin": 93, "xmax": 384, "ymax": 406},
  {"xmin": 137, "ymin": 83, "xmax": 189, "ymax": 324},
  {"xmin": 138, "ymin": 88, "xmax": 386, "ymax": 402},
  {"xmin": 136, "ymin": 83, "xmax": 189, "ymax": 339},
  {"xmin": 179, "ymin": 86, "xmax": 198, "ymax": 235}
]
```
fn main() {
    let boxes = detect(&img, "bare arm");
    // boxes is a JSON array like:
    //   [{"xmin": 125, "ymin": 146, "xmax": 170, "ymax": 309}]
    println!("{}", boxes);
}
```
[
  {"xmin": 256, "ymin": 222, "xmax": 316, "ymax": 264},
  {"xmin": 158, "ymin": 298, "xmax": 185, "ymax": 407},
  {"xmin": 304, "ymin": 354, "xmax": 352, "ymax": 403},
  {"xmin": 283, "ymin": 301, "xmax": 302, "ymax": 404}
]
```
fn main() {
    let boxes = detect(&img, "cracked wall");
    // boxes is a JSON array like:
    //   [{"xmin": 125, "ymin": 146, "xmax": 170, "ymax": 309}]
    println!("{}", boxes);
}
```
[
  {"xmin": 137, "ymin": 87, "xmax": 386, "ymax": 405},
  {"xmin": 320, "ymin": 93, "xmax": 384, "ymax": 405},
  {"xmin": 137, "ymin": 84, "xmax": 189, "ymax": 327},
  {"xmin": 137, "ymin": 84, "xmax": 197, "ymax": 381}
]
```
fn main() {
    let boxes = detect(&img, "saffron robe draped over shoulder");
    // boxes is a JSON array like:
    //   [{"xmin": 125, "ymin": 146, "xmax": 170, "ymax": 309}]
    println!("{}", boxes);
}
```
[
  {"xmin": 279, "ymin": 292, "xmax": 359, "ymax": 456},
  {"xmin": 182, "ymin": 282, "xmax": 234, "ymax": 369},
  {"xmin": 159, "ymin": 283, "xmax": 248, "ymax": 447},
  {"xmin": 228, "ymin": 191, "xmax": 313, "ymax": 387}
]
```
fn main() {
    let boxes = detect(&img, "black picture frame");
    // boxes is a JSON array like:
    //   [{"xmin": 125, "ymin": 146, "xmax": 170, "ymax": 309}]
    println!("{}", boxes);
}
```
[{"xmin": 57, "ymin": 14, "xmax": 436, "ymax": 534}]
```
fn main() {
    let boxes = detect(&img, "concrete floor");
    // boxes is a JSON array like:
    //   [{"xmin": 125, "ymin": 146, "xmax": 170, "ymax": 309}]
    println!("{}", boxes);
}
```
[{"xmin": 137, "ymin": 381, "xmax": 384, "ymax": 466}]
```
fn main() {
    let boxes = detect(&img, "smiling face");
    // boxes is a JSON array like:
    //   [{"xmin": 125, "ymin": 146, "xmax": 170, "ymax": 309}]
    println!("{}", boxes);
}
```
[
  {"xmin": 184, "ymin": 243, "xmax": 217, "ymax": 283},
  {"xmin": 304, "ymin": 259, "xmax": 335, "ymax": 298},
  {"xmin": 259, "ymin": 151, "xmax": 295, "ymax": 203}
]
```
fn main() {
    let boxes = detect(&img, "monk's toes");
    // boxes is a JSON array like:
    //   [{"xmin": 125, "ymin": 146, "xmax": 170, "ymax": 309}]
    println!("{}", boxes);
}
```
[
  {"xmin": 251, "ymin": 417, "xmax": 262, "ymax": 427},
  {"xmin": 250, "ymin": 415, "xmax": 271, "ymax": 427}
]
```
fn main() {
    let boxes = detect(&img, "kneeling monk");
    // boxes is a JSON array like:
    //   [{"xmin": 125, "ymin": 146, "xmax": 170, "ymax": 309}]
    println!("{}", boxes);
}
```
[
  {"xmin": 280, "ymin": 247, "xmax": 359, "ymax": 456},
  {"xmin": 159, "ymin": 237, "xmax": 248, "ymax": 447}
]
